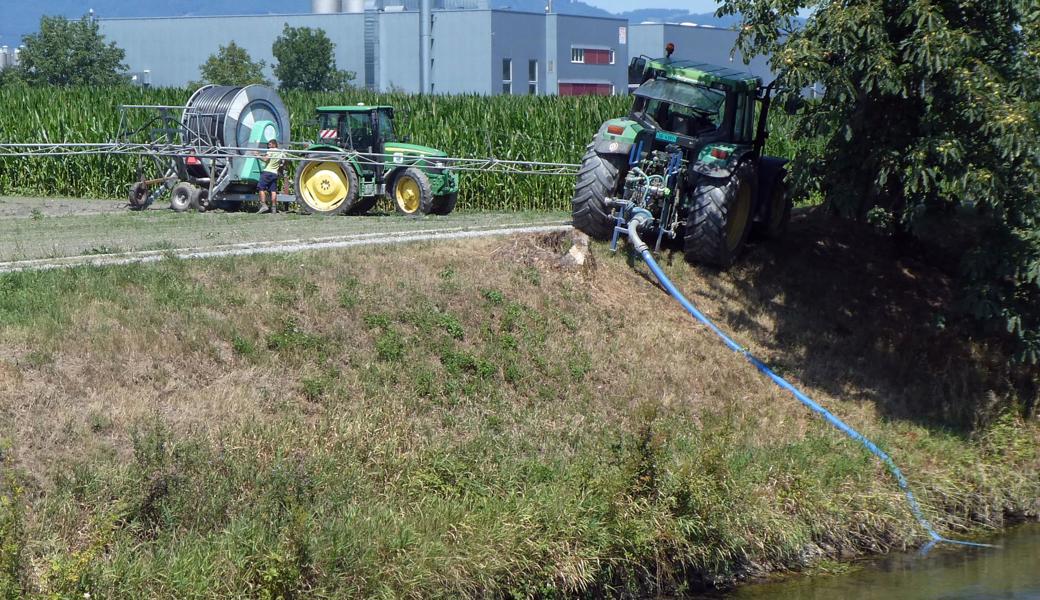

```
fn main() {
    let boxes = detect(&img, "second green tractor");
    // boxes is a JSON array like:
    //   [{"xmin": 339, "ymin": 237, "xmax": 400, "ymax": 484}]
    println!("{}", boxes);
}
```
[
  {"xmin": 296, "ymin": 105, "xmax": 459, "ymax": 216},
  {"xmin": 573, "ymin": 56, "xmax": 792, "ymax": 267}
]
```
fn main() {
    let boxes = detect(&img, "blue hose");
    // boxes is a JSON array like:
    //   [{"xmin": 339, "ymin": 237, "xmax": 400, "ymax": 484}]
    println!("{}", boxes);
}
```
[{"xmin": 624, "ymin": 214, "xmax": 996, "ymax": 551}]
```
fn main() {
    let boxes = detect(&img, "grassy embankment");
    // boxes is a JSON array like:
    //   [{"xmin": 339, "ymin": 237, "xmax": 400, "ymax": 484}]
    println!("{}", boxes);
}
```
[
  {"xmin": 0, "ymin": 87, "xmax": 816, "ymax": 210},
  {"xmin": 0, "ymin": 212, "xmax": 1036, "ymax": 598}
]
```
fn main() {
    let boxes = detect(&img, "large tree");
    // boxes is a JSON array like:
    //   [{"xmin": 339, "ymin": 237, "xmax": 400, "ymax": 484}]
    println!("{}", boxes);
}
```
[
  {"xmin": 272, "ymin": 25, "xmax": 354, "ymax": 92},
  {"xmin": 194, "ymin": 42, "xmax": 270, "ymax": 87},
  {"xmin": 719, "ymin": 0, "xmax": 1040, "ymax": 363},
  {"xmin": 18, "ymin": 15, "xmax": 127, "ymax": 86}
]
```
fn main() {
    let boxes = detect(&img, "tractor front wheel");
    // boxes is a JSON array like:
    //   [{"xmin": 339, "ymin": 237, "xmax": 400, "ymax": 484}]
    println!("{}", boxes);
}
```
[
  {"xmin": 431, "ymin": 192, "xmax": 458, "ymax": 216},
  {"xmin": 296, "ymin": 156, "xmax": 359, "ymax": 215},
  {"xmin": 572, "ymin": 147, "xmax": 624, "ymax": 240},
  {"xmin": 684, "ymin": 163, "xmax": 756, "ymax": 268},
  {"xmin": 170, "ymin": 182, "xmax": 196, "ymax": 213},
  {"xmin": 392, "ymin": 168, "xmax": 434, "ymax": 216}
]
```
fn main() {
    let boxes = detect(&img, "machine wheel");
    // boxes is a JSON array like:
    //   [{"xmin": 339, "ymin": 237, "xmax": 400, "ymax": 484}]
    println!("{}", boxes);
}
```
[
  {"xmin": 572, "ymin": 147, "xmax": 624, "ymax": 240},
  {"xmin": 128, "ymin": 182, "xmax": 149, "ymax": 211},
  {"xmin": 431, "ymin": 192, "xmax": 458, "ymax": 216},
  {"xmin": 392, "ymin": 168, "xmax": 434, "ymax": 216},
  {"xmin": 752, "ymin": 175, "xmax": 792, "ymax": 240},
  {"xmin": 191, "ymin": 187, "xmax": 211, "ymax": 213},
  {"xmin": 684, "ymin": 162, "xmax": 756, "ymax": 268},
  {"xmin": 347, "ymin": 196, "xmax": 379, "ymax": 215},
  {"xmin": 170, "ymin": 182, "xmax": 196, "ymax": 213},
  {"xmin": 296, "ymin": 155, "xmax": 359, "ymax": 215}
]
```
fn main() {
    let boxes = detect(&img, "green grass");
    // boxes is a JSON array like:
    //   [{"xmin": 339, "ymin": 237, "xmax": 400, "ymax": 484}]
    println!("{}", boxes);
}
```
[
  {"xmin": 0, "ymin": 231, "xmax": 1035, "ymax": 598},
  {"xmin": 0, "ymin": 86, "xmax": 818, "ymax": 211}
]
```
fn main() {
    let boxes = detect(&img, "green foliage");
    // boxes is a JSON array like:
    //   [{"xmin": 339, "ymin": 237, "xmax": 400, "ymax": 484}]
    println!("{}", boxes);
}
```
[
  {"xmin": 272, "ymin": 25, "xmax": 355, "ymax": 92},
  {"xmin": 720, "ymin": 0, "xmax": 1040, "ymax": 361},
  {"xmin": 17, "ymin": 16, "xmax": 127, "ymax": 86},
  {"xmin": 194, "ymin": 41, "xmax": 270, "ymax": 87}
]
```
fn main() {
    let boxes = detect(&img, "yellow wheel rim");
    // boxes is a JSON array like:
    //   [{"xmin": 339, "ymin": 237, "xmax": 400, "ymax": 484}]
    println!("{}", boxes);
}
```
[
  {"xmin": 726, "ymin": 183, "xmax": 752, "ymax": 252},
  {"xmin": 300, "ymin": 161, "xmax": 349, "ymax": 212},
  {"xmin": 395, "ymin": 177, "xmax": 421, "ymax": 214}
]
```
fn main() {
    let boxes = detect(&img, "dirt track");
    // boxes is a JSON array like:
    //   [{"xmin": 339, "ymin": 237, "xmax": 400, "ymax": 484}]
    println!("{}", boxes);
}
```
[{"xmin": 0, "ymin": 196, "xmax": 570, "ymax": 266}]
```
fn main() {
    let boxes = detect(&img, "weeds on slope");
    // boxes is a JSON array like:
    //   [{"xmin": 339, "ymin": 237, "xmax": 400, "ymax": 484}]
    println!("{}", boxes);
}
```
[{"xmin": 0, "ymin": 225, "xmax": 1036, "ymax": 598}]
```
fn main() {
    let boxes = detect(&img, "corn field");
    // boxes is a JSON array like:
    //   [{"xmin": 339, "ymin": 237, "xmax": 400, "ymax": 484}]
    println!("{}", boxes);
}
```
[{"xmin": 0, "ymin": 86, "xmax": 809, "ymax": 211}]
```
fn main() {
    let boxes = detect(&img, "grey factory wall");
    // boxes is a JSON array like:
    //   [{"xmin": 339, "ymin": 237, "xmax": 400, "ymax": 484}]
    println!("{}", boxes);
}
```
[
  {"xmin": 101, "ymin": 14, "xmax": 367, "ymax": 88},
  {"xmin": 377, "ymin": 11, "xmax": 421, "ymax": 93},
  {"xmin": 553, "ymin": 14, "xmax": 629, "ymax": 94},
  {"xmin": 491, "ymin": 12, "xmax": 546, "ymax": 95},
  {"xmin": 432, "ymin": 11, "xmax": 493, "ymax": 94}
]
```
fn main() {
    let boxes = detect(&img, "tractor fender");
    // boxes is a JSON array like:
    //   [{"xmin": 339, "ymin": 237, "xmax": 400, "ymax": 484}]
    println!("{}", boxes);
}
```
[
  {"xmin": 754, "ymin": 155, "xmax": 790, "ymax": 222},
  {"xmin": 689, "ymin": 145, "xmax": 754, "ymax": 179},
  {"xmin": 592, "ymin": 137, "xmax": 634, "ymax": 156}
]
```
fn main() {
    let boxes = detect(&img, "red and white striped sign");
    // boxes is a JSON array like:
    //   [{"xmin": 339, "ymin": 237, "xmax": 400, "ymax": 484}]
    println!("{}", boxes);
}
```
[{"xmin": 319, "ymin": 129, "xmax": 338, "ymax": 140}]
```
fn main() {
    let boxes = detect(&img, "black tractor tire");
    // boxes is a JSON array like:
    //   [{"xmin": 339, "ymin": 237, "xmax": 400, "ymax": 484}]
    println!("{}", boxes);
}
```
[
  {"xmin": 684, "ymin": 162, "xmax": 756, "ymax": 268},
  {"xmin": 191, "ymin": 187, "xmax": 211, "ymax": 213},
  {"xmin": 392, "ymin": 168, "xmax": 434, "ymax": 216},
  {"xmin": 752, "ymin": 175, "xmax": 792, "ymax": 240},
  {"xmin": 170, "ymin": 182, "xmax": 196, "ymax": 213},
  {"xmin": 295, "ymin": 155, "xmax": 360, "ymax": 216},
  {"xmin": 347, "ymin": 196, "xmax": 379, "ymax": 215},
  {"xmin": 431, "ymin": 192, "xmax": 458, "ymax": 216},
  {"xmin": 572, "ymin": 147, "xmax": 624, "ymax": 240},
  {"xmin": 128, "ymin": 182, "xmax": 149, "ymax": 211}
]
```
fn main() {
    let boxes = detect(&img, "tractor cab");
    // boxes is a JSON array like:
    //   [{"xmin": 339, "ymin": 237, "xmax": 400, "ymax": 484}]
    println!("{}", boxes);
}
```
[{"xmin": 315, "ymin": 105, "xmax": 397, "ymax": 154}]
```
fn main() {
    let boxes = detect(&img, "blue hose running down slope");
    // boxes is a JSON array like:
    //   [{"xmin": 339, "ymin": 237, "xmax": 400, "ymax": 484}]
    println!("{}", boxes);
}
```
[{"xmin": 622, "ymin": 210, "xmax": 996, "ymax": 551}]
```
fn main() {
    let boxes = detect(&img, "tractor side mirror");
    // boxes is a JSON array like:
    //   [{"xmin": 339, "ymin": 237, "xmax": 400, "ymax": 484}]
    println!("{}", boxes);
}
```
[{"xmin": 628, "ymin": 57, "xmax": 648, "ymax": 85}]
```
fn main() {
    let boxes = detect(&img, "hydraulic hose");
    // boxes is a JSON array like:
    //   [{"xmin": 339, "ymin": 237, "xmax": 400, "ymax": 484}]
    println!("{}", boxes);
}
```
[{"xmin": 624, "ymin": 210, "xmax": 996, "ymax": 551}]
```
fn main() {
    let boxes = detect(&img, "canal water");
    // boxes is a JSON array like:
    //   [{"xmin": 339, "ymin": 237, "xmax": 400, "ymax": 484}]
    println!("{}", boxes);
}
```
[{"xmin": 731, "ymin": 524, "xmax": 1040, "ymax": 599}]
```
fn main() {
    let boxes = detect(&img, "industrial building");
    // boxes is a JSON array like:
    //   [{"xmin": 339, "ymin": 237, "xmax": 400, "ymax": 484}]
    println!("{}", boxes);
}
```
[
  {"xmin": 100, "ymin": 0, "xmax": 630, "ymax": 95},
  {"xmin": 0, "ymin": 46, "xmax": 21, "ymax": 71}
]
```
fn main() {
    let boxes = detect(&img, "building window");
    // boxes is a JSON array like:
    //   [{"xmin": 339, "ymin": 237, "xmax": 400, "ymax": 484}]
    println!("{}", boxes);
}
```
[
  {"xmin": 571, "ymin": 48, "xmax": 614, "ymax": 65},
  {"xmin": 502, "ymin": 58, "xmax": 512, "ymax": 95},
  {"xmin": 558, "ymin": 82, "xmax": 614, "ymax": 96},
  {"xmin": 528, "ymin": 60, "xmax": 538, "ymax": 95}
]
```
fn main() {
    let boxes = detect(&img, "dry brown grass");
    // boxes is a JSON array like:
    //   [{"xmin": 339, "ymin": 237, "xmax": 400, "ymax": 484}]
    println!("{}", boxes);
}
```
[{"xmin": 0, "ymin": 212, "xmax": 1036, "ymax": 598}]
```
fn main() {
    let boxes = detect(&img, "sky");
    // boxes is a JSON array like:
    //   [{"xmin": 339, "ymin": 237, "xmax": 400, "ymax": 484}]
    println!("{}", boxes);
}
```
[{"xmin": 585, "ymin": 0, "xmax": 721, "ymax": 11}]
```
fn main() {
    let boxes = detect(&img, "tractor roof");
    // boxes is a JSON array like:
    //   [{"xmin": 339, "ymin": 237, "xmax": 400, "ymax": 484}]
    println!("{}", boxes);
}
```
[
  {"xmin": 645, "ymin": 58, "xmax": 761, "ymax": 92},
  {"xmin": 317, "ymin": 105, "xmax": 394, "ymax": 113}
]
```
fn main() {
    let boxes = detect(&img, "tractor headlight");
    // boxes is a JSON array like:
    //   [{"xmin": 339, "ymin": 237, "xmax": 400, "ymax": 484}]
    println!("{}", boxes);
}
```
[{"xmin": 429, "ymin": 161, "xmax": 447, "ymax": 175}]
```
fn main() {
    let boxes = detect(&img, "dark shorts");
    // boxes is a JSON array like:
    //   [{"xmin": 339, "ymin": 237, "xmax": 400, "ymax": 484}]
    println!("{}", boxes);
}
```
[{"xmin": 257, "ymin": 171, "xmax": 279, "ymax": 193}]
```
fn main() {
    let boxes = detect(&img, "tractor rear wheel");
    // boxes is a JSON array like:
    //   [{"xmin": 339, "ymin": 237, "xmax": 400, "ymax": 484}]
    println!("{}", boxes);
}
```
[
  {"xmin": 752, "ymin": 176, "xmax": 791, "ymax": 240},
  {"xmin": 392, "ymin": 168, "xmax": 434, "ymax": 216},
  {"xmin": 572, "ymin": 147, "xmax": 624, "ymax": 240},
  {"xmin": 684, "ymin": 163, "xmax": 756, "ymax": 268},
  {"xmin": 170, "ymin": 182, "xmax": 195, "ymax": 213},
  {"xmin": 296, "ymin": 155, "xmax": 359, "ymax": 215},
  {"xmin": 431, "ymin": 192, "xmax": 458, "ymax": 216}
]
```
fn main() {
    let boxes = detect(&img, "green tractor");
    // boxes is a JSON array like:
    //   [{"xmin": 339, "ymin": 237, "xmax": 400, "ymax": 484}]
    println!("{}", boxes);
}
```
[
  {"xmin": 295, "ymin": 105, "xmax": 459, "ymax": 216},
  {"xmin": 573, "ymin": 57, "xmax": 791, "ymax": 267}
]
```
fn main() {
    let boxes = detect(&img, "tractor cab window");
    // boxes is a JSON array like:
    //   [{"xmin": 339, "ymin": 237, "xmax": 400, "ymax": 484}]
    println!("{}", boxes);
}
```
[
  {"xmin": 376, "ymin": 110, "xmax": 397, "ymax": 143},
  {"xmin": 319, "ymin": 112, "xmax": 377, "ymax": 150},
  {"xmin": 632, "ymin": 79, "xmax": 725, "ymax": 137}
]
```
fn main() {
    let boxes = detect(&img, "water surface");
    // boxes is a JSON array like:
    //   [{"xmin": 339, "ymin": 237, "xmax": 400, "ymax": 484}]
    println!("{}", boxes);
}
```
[{"xmin": 732, "ymin": 524, "xmax": 1040, "ymax": 600}]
